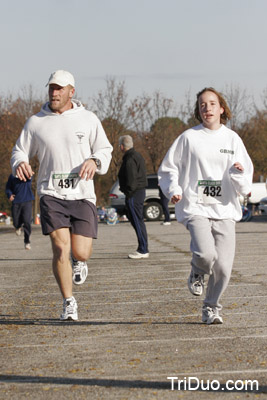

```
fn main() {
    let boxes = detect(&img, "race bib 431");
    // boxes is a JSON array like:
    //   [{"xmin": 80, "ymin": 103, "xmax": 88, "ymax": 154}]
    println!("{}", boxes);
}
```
[{"xmin": 52, "ymin": 172, "xmax": 80, "ymax": 195}]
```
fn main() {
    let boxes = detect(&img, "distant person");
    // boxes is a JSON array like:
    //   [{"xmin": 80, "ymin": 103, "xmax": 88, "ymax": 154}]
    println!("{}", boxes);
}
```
[
  {"xmin": 118, "ymin": 135, "xmax": 149, "ymax": 259},
  {"xmin": 5, "ymin": 174, "xmax": 34, "ymax": 250},
  {"xmin": 11, "ymin": 69, "xmax": 112, "ymax": 321},
  {"xmin": 158, "ymin": 87, "xmax": 253, "ymax": 324},
  {"xmin": 98, "ymin": 206, "xmax": 107, "ymax": 222},
  {"xmin": 159, "ymin": 185, "xmax": 171, "ymax": 225}
]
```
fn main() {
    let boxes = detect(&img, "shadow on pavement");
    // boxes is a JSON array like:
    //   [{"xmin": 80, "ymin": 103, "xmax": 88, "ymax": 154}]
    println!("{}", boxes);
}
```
[
  {"xmin": 0, "ymin": 374, "xmax": 265, "ymax": 393},
  {"xmin": 0, "ymin": 317, "xmax": 200, "ymax": 326}
]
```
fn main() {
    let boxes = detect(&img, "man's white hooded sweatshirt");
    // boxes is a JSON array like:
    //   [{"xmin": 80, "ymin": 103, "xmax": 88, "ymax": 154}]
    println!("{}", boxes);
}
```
[
  {"xmin": 158, "ymin": 124, "xmax": 253, "ymax": 225},
  {"xmin": 11, "ymin": 100, "xmax": 113, "ymax": 204}
]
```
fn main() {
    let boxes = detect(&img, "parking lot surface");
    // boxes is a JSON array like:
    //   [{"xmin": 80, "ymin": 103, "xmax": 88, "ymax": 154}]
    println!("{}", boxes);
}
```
[{"xmin": 0, "ymin": 216, "xmax": 267, "ymax": 399}]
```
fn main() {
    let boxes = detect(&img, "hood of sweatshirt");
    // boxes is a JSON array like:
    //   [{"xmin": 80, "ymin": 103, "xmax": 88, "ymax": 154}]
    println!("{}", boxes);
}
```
[{"xmin": 40, "ymin": 99, "xmax": 84, "ymax": 116}]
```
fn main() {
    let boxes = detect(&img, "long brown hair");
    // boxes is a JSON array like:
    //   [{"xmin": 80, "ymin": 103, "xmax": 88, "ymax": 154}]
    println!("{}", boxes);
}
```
[{"xmin": 194, "ymin": 87, "xmax": 232, "ymax": 124}]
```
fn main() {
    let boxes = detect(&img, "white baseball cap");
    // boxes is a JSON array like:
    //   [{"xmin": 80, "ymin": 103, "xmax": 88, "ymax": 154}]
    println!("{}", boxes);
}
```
[{"xmin": 46, "ymin": 70, "xmax": 75, "ymax": 87}]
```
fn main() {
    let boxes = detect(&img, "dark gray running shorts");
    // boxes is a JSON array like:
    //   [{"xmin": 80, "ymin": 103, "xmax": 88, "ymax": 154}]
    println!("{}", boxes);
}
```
[{"xmin": 40, "ymin": 195, "xmax": 98, "ymax": 238}]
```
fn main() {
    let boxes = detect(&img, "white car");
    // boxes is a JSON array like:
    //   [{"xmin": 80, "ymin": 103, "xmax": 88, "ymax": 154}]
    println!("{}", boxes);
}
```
[{"xmin": 239, "ymin": 182, "xmax": 267, "ymax": 206}]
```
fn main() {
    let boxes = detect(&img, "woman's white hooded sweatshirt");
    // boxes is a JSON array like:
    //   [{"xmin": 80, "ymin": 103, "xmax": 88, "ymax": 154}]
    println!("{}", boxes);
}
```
[{"xmin": 158, "ymin": 124, "xmax": 253, "ymax": 224}]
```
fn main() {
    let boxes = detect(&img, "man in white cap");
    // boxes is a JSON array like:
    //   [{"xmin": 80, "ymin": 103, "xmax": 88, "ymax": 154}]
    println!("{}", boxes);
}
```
[{"xmin": 11, "ymin": 70, "xmax": 113, "ymax": 321}]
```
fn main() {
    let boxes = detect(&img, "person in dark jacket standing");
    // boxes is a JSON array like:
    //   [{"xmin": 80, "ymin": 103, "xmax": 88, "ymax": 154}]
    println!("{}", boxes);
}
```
[
  {"xmin": 5, "ymin": 174, "xmax": 35, "ymax": 250},
  {"xmin": 159, "ymin": 186, "xmax": 171, "ymax": 225},
  {"xmin": 118, "ymin": 135, "xmax": 149, "ymax": 259}
]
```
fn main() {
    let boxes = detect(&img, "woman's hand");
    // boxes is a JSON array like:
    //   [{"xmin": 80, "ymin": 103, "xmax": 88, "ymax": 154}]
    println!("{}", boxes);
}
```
[
  {"xmin": 233, "ymin": 162, "xmax": 244, "ymax": 172},
  {"xmin": 171, "ymin": 194, "xmax": 182, "ymax": 204}
]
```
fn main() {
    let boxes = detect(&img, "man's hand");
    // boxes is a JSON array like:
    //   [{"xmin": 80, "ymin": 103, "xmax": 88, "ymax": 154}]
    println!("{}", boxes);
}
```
[
  {"xmin": 171, "ymin": 194, "xmax": 182, "ymax": 204},
  {"xmin": 233, "ymin": 162, "xmax": 244, "ymax": 172},
  {"xmin": 16, "ymin": 162, "xmax": 34, "ymax": 181},
  {"xmin": 9, "ymin": 194, "xmax": 15, "ymax": 202},
  {"xmin": 79, "ymin": 159, "xmax": 97, "ymax": 181}
]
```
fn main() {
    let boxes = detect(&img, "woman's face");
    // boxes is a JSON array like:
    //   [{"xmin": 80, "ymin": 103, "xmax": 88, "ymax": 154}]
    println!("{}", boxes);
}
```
[{"xmin": 198, "ymin": 91, "xmax": 224, "ymax": 130}]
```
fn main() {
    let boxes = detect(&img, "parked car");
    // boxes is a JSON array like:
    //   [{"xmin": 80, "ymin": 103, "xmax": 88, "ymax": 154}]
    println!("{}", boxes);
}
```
[
  {"xmin": 109, "ymin": 174, "xmax": 175, "ymax": 221},
  {"xmin": 0, "ymin": 212, "xmax": 8, "ymax": 223},
  {"xmin": 109, "ymin": 177, "xmax": 267, "ymax": 222},
  {"xmin": 239, "ymin": 182, "xmax": 267, "ymax": 206},
  {"xmin": 259, "ymin": 197, "xmax": 267, "ymax": 215}
]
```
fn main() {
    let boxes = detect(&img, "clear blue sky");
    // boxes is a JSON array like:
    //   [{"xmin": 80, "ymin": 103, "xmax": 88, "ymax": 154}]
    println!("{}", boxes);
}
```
[{"xmin": 1, "ymin": 0, "xmax": 267, "ymax": 108}]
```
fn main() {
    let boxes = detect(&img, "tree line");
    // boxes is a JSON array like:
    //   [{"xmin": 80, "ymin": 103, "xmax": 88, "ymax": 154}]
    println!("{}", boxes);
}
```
[{"xmin": 1, "ymin": 79, "xmax": 266, "ymax": 217}]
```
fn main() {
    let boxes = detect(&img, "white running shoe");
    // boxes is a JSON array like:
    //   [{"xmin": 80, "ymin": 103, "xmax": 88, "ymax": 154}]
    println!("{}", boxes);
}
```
[
  {"xmin": 202, "ymin": 305, "xmax": 223, "ymax": 325},
  {"xmin": 60, "ymin": 296, "xmax": 78, "ymax": 321},
  {"xmin": 128, "ymin": 251, "xmax": 149, "ymax": 259},
  {"xmin": 16, "ymin": 228, "xmax": 22, "ymax": 236},
  {"xmin": 72, "ymin": 260, "xmax": 88, "ymax": 285},
  {"xmin": 188, "ymin": 269, "xmax": 204, "ymax": 296},
  {"xmin": 161, "ymin": 221, "xmax": 171, "ymax": 226},
  {"xmin": 25, "ymin": 243, "xmax": 31, "ymax": 250}
]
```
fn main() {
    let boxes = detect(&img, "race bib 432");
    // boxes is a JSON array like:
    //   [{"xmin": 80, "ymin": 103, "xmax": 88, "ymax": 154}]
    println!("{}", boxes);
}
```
[{"xmin": 197, "ymin": 180, "xmax": 222, "ymax": 204}]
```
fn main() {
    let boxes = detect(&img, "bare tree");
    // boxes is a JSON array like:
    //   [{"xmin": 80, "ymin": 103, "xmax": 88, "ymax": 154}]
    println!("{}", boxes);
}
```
[
  {"xmin": 15, "ymin": 85, "xmax": 44, "ymax": 120},
  {"xmin": 129, "ymin": 91, "xmax": 176, "ymax": 134},
  {"xmin": 261, "ymin": 87, "xmax": 267, "ymax": 110},
  {"xmin": 223, "ymin": 84, "xmax": 253, "ymax": 130},
  {"xmin": 177, "ymin": 89, "xmax": 197, "ymax": 126},
  {"xmin": 91, "ymin": 77, "xmax": 132, "ymax": 127},
  {"xmin": 145, "ymin": 116, "xmax": 185, "ymax": 173},
  {"xmin": 88, "ymin": 78, "xmax": 137, "ymax": 203},
  {"xmin": 0, "ymin": 86, "xmax": 44, "ymax": 217},
  {"xmin": 90, "ymin": 78, "xmax": 134, "ymax": 182},
  {"xmin": 239, "ymin": 110, "xmax": 267, "ymax": 178},
  {"xmin": 127, "ymin": 91, "xmax": 183, "ymax": 172}
]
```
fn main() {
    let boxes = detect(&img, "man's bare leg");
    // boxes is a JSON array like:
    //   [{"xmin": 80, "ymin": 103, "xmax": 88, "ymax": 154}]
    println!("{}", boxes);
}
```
[
  {"xmin": 50, "ymin": 228, "xmax": 72, "ymax": 299},
  {"xmin": 71, "ymin": 234, "xmax": 93, "ymax": 261}
]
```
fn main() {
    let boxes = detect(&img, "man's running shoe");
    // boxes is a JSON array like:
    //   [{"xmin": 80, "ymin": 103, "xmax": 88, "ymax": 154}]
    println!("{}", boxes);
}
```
[
  {"xmin": 16, "ymin": 228, "xmax": 22, "ymax": 236},
  {"xmin": 25, "ymin": 243, "xmax": 31, "ymax": 250},
  {"xmin": 188, "ymin": 269, "xmax": 204, "ymax": 296},
  {"xmin": 72, "ymin": 260, "xmax": 88, "ymax": 285},
  {"xmin": 60, "ymin": 296, "xmax": 78, "ymax": 321},
  {"xmin": 202, "ymin": 305, "xmax": 223, "ymax": 325}
]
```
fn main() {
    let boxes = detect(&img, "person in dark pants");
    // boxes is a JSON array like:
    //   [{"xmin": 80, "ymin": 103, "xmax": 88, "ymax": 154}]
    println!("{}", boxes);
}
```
[
  {"xmin": 5, "ymin": 174, "xmax": 35, "ymax": 250},
  {"xmin": 159, "ymin": 186, "xmax": 171, "ymax": 225},
  {"xmin": 118, "ymin": 135, "xmax": 149, "ymax": 259}
]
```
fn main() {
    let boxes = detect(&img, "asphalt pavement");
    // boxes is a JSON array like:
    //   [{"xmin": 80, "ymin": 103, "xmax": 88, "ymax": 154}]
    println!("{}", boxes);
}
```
[{"xmin": 0, "ymin": 215, "xmax": 267, "ymax": 399}]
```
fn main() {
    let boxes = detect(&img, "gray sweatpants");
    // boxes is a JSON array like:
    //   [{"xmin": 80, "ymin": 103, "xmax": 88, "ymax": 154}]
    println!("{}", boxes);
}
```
[{"xmin": 186, "ymin": 216, "xmax": 236, "ymax": 310}]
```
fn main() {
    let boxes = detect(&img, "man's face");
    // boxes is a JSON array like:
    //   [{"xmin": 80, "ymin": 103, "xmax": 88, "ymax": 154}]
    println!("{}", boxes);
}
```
[{"xmin": 48, "ymin": 84, "xmax": 75, "ymax": 114}]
